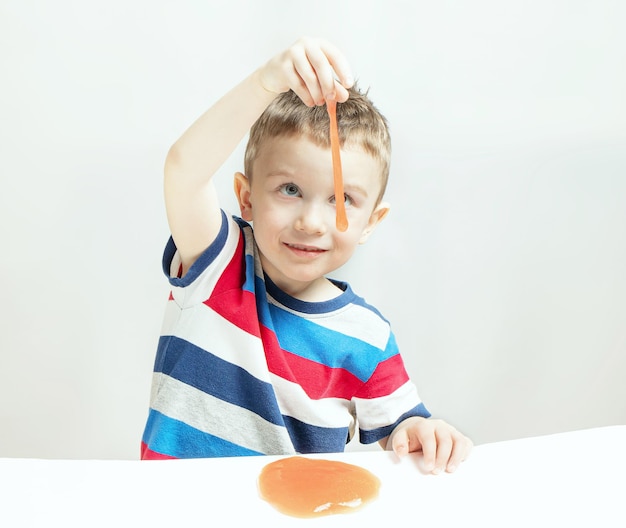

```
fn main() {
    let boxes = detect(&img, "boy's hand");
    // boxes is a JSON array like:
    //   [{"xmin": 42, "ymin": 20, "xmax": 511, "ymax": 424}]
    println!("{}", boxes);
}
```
[
  {"xmin": 385, "ymin": 417, "xmax": 473, "ymax": 474},
  {"xmin": 258, "ymin": 37, "xmax": 354, "ymax": 107}
]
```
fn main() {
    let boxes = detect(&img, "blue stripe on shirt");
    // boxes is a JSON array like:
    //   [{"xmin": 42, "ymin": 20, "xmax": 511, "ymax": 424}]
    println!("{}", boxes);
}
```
[
  {"xmin": 154, "ymin": 335, "xmax": 285, "ymax": 426},
  {"xmin": 359, "ymin": 403, "xmax": 432, "ymax": 444},
  {"xmin": 267, "ymin": 307, "xmax": 393, "ymax": 381},
  {"xmin": 282, "ymin": 415, "xmax": 350, "ymax": 453},
  {"xmin": 143, "ymin": 409, "xmax": 262, "ymax": 458}
]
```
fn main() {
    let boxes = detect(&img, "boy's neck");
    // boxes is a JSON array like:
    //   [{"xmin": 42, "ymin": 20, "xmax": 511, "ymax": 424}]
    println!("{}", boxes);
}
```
[{"xmin": 267, "ymin": 274, "xmax": 343, "ymax": 303}]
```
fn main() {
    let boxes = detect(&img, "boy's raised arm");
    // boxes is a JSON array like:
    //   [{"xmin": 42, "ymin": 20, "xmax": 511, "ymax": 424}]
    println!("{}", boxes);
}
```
[
  {"xmin": 163, "ymin": 71, "xmax": 275, "ymax": 274},
  {"xmin": 163, "ymin": 37, "xmax": 354, "ymax": 274}
]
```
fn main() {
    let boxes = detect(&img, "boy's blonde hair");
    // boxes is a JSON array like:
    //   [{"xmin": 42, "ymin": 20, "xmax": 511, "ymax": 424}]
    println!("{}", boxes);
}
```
[{"xmin": 244, "ymin": 84, "xmax": 391, "ymax": 204}]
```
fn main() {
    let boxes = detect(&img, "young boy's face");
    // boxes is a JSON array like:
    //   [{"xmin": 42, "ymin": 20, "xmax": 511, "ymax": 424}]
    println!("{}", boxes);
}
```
[{"xmin": 234, "ymin": 135, "xmax": 389, "ymax": 297}]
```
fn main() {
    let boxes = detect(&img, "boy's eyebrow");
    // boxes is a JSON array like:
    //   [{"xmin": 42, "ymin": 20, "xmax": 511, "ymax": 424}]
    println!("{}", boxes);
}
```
[
  {"xmin": 341, "ymin": 181, "xmax": 370, "ymax": 197},
  {"xmin": 264, "ymin": 169, "xmax": 296, "ymax": 179}
]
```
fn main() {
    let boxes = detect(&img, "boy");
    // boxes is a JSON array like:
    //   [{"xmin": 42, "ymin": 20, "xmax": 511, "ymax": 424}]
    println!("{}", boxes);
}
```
[{"xmin": 141, "ymin": 37, "xmax": 472, "ymax": 474}]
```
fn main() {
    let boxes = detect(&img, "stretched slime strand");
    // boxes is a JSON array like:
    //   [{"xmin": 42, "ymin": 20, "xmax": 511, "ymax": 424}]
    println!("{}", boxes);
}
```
[{"xmin": 326, "ymin": 99, "xmax": 348, "ymax": 232}]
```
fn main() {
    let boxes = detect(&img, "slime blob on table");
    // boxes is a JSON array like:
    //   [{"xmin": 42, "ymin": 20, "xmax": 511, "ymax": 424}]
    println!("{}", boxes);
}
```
[
  {"xmin": 258, "ymin": 456, "xmax": 381, "ymax": 518},
  {"xmin": 326, "ymin": 99, "xmax": 348, "ymax": 232}
]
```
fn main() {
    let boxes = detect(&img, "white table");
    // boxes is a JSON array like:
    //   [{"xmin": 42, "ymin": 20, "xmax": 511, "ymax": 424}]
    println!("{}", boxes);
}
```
[{"xmin": 2, "ymin": 425, "xmax": 624, "ymax": 527}]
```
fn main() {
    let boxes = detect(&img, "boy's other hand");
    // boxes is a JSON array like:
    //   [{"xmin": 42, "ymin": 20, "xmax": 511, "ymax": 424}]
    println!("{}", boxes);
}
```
[
  {"xmin": 385, "ymin": 416, "xmax": 473, "ymax": 474},
  {"xmin": 258, "ymin": 37, "xmax": 354, "ymax": 107}
]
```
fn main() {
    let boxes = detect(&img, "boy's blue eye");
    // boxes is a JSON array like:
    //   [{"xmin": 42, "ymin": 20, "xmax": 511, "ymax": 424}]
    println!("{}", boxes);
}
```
[
  {"xmin": 330, "ymin": 193, "xmax": 353, "ymax": 206},
  {"xmin": 280, "ymin": 183, "xmax": 300, "ymax": 196}
]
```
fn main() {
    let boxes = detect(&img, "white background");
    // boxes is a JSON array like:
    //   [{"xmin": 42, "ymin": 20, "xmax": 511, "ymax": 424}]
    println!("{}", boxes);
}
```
[{"xmin": 1, "ymin": 0, "xmax": 624, "ymax": 459}]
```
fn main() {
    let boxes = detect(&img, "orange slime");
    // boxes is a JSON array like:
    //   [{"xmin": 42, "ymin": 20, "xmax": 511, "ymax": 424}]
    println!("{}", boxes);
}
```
[
  {"xmin": 258, "ymin": 456, "xmax": 380, "ymax": 518},
  {"xmin": 326, "ymin": 99, "xmax": 348, "ymax": 232}
]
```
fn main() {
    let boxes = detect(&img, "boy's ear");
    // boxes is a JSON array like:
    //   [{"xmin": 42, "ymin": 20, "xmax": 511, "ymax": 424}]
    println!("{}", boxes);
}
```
[
  {"xmin": 234, "ymin": 172, "xmax": 253, "ymax": 221},
  {"xmin": 359, "ymin": 201, "xmax": 390, "ymax": 244}
]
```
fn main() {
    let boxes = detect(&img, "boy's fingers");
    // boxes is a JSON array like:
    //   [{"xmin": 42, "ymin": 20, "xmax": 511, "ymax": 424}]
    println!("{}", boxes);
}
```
[
  {"xmin": 433, "ymin": 431, "xmax": 453, "ymax": 474},
  {"xmin": 332, "ymin": 80, "xmax": 350, "ymax": 103},
  {"xmin": 269, "ymin": 37, "xmax": 353, "ymax": 106},
  {"xmin": 391, "ymin": 429, "xmax": 410, "ymax": 458},
  {"xmin": 302, "ymin": 43, "xmax": 337, "ymax": 103},
  {"xmin": 319, "ymin": 39, "xmax": 354, "ymax": 89},
  {"xmin": 445, "ymin": 440, "xmax": 465, "ymax": 473},
  {"xmin": 303, "ymin": 37, "xmax": 353, "ymax": 103},
  {"xmin": 288, "ymin": 45, "xmax": 325, "ymax": 105},
  {"xmin": 417, "ymin": 430, "xmax": 437, "ymax": 472},
  {"xmin": 445, "ymin": 434, "xmax": 473, "ymax": 473}
]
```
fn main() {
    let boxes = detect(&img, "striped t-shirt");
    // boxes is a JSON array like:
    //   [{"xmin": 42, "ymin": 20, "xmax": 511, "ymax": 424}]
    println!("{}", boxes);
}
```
[{"xmin": 141, "ymin": 211, "xmax": 429, "ymax": 459}]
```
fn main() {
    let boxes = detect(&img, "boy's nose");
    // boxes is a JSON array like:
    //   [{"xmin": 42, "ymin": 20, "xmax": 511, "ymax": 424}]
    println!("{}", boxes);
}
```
[{"xmin": 295, "ymin": 202, "xmax": 327, "ymax": 235}]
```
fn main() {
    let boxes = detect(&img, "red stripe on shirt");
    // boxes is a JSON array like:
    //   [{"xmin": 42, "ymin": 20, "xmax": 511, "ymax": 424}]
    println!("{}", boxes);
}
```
[
  {"xmin": 261, "ymin": 326, "xmax": 364, "ymax": 400},
  {"xmin": 140, "ymin": 442, "xmax": 177, "ymax": 460},
  {"xmin": 354, "ymin": 354, "xmax": 410, "ymax": 399},
  {"xmin": 203, "ymin": 234, "xmax": 262, "ymax": 338}
]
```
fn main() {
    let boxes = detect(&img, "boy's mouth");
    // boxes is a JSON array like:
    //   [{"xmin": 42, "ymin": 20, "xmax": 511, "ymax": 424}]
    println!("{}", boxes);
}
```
[{"xmin": 284, "ymin": 242, "xmax": 326, "ymax": 254}]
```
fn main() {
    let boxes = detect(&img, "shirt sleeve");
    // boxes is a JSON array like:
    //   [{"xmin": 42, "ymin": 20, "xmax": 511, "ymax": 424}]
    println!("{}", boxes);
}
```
[
  {"xmin": 162, "ymin": 211, "xmax": 241, "ymax": 308},
  {"xmin": 352, "ymin": 332, "xmax": 431, "ymax": 444}
]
